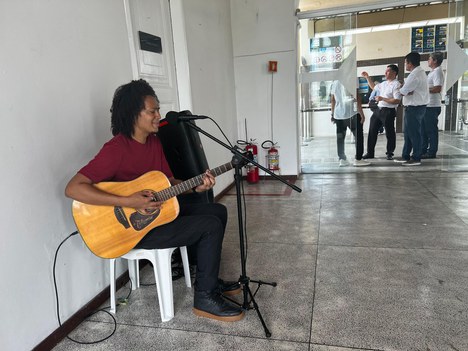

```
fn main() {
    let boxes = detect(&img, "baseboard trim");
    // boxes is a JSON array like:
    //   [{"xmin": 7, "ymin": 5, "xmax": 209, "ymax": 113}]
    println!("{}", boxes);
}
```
[
  {"xmin": 33, "ymin": 270, "xmax": 130, "ymax": 351},
  {"xmin": 214, "ymin": 181, "xmax": 235, "ymax": 202},
  {"xmin": 241, "ymin": 174, "xmax": 298, "ymax": 182},
  {"xmin": 215, "ymin": 176, "xmax": 298, "ymax": 201}
]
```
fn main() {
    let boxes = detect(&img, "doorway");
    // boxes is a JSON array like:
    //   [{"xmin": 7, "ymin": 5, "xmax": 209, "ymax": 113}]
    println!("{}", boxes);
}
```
[
  {"xmin": 298, "ymin": 0, "xmax": 468, "ymax": 173},
  {"xmin": 124, "ymin": 0, "xmax": 179, "ymax": 116}
]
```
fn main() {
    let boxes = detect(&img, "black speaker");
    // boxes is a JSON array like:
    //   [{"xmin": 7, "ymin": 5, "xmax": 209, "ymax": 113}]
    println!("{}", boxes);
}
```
[{"xmin": 157, "ymin": 112, "xmax": 214, "ymax": 204}]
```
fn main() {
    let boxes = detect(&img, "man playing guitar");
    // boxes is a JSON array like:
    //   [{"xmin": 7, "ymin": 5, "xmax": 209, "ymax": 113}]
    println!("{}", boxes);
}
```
[{"xmin": 65, "ymin": 79, "xmax": 243, "ymax": 322}]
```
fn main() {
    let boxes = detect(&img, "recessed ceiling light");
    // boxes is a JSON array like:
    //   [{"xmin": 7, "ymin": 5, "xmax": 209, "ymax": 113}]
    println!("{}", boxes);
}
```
[
  {"xmin": 372, "ymin": 24, "xmax": 400, "ymax": 32},
  {"xmin": 399, "ymin": 21, "xmax": 428, "ymax": 28}
]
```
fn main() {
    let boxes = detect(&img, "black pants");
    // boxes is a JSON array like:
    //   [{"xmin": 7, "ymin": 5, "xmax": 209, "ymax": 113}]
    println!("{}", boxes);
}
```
[
  {"xmin": 366, "ymin": 107, "xmax": 396, "ymax": 156},
  {"xmin": 136, "ymin": 202, "xmax": 227, "ymax": 292},
  {"xmin": 335, "ymin": 114, "xmax": 364, "ymax": 160}
]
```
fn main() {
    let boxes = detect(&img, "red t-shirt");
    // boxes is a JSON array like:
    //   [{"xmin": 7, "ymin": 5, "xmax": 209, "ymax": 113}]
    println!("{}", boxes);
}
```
[{"xmin": 79, "ymin": 133, "xmax": 173, "ymax": 183}]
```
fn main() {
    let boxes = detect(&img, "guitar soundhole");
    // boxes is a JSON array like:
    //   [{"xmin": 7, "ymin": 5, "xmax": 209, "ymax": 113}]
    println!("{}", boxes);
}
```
[{"xmin": 129, "ymin": 208, "xmax": 161, "ymax": 231}]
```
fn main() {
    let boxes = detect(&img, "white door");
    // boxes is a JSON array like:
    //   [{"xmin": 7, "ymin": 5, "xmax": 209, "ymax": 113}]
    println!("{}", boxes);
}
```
[{"xmin": 124, "ymin": 0, "xmax": 179, "ymax": 116}]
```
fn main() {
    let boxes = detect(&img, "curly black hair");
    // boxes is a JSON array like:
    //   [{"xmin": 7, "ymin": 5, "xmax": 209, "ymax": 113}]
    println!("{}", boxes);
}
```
[{"xmin": 110, "ymin": 79, "xmax": 158, "ymax": 137}]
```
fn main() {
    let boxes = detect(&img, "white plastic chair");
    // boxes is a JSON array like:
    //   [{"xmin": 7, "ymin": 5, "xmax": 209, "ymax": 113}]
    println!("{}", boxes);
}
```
[{"xmin": 109, "ymin": 246, "xmax": 191, "ymax": 322}]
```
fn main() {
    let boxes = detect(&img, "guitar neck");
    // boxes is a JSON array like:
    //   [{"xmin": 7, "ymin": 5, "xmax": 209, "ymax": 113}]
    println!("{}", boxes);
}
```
[{"xmin": 156, "ymin": 162, "xmax": 233, "ymax": 201}]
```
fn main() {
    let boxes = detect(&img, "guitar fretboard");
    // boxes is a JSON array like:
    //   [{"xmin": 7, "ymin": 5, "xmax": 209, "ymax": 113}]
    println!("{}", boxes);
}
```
[{"xmin": 155, "ymin": 162, "xmax": 233, "ymax": 201}]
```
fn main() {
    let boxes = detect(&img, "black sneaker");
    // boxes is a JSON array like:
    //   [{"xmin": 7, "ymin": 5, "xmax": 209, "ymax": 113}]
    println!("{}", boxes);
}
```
[
  {"xmin": 217, "ymin": 279, "xmax": 242, "ymax": 296},
  {"xmin": 386, "ymin": 155, "xmax": 394, "ymax": 160},
  {"xmin": 193, "ymin": 290, "xmax": 244, "ymax": 322},
  {"xmin": 362, "ymin": 153, "xmax": 374, "ymax": 159}
]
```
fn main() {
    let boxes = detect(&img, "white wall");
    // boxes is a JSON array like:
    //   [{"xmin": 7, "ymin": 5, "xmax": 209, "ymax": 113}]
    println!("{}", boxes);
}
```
[
  {"xmin": 231, "ymin": 0, "xmax": 299, "ymax": 175},
  {"xmin": 356, "ymin": 29, "xmax": 411, "ymax": 60},
  {"xmin": 180, "ymin": 0, "xmax": 238, "ymax": 190},
  {"xmin": 0, "ymin": 0, "xmax": 241, "ymax": 349},
  {"xmin": 0, "ymin": 1, "xmax": 135, "ymax": 350}
]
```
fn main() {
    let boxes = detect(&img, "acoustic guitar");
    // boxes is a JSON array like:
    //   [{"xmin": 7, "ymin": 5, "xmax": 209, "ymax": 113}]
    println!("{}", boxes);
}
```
[{"xmin": 72, "ymin": 162, "xmax": 233, "ymax": 259}]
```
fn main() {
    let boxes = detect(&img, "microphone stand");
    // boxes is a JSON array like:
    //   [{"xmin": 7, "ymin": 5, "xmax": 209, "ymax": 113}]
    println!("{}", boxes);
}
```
[{"xmin": 183, "ymin": 120, "xmax": 302, "ymax": 337}]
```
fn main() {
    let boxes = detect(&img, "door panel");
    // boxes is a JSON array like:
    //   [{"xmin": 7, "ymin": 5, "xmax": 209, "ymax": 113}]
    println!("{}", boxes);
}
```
[{"xmin": 124, "ymin": 0, "xmax": 179, "ymax": 115}]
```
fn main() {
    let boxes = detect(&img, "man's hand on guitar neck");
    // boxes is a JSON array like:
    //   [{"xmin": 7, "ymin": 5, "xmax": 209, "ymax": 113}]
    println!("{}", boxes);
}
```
[{"xmin": 194, "ymin": 170, "xmax": 215, "ymax": 193}]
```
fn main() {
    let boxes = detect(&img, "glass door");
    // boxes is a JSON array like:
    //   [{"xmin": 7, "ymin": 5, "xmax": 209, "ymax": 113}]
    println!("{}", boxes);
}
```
[
  {"xmin": 441, "ymin": 0, "xmax": 468, "ymax": 171},
  {"xmin": 299, "ymin": 14, "xmax": 358, "ymax": 173},
  {"xmin": 299, "ymin": 1, "xmax": 468, "ymax": 173}
]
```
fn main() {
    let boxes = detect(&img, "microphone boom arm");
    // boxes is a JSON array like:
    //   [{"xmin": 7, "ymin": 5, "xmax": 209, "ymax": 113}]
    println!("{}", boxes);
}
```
[{"xmin": 183, "ymin": 121, "xmax": 301, "ymax": 193}]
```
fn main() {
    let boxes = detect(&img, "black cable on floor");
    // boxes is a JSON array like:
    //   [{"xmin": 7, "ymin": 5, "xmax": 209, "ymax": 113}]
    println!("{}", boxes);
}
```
[{"xmin": 53, "ymin": 231, "xmax": 118, "ymax": 345}]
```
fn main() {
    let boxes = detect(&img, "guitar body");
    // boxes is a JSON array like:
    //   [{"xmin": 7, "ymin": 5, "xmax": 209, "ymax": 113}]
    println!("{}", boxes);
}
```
[{"xmin": 72, "ymin": 171, "xmax": 180, "ymax": 259}]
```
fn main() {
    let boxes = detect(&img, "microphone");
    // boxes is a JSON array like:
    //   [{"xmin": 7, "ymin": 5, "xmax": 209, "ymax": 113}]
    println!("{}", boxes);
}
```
[
  {"xmin": 179, "ymin": 115, "xmax": 209, "ymax": 121},
  {"xmin": 165, "ymin": 111, "xmax": 209, "ymax": 124}
]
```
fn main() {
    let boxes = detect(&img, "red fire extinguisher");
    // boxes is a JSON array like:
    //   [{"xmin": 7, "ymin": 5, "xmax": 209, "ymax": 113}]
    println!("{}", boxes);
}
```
[
  {"xmin": 262, "ymin": 140, "xmax": 279, "ymax": 171},
  {"xmin": 237, "ymin": 139, "xmax": 259, "ymax": 183},
  {"xmin": 245, "ymin": 140, "xmax": 259, "ymax": 183}
]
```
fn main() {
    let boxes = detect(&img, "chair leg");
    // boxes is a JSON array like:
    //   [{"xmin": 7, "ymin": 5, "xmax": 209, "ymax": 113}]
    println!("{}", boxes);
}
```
[
  {"xmin": 180, "ymin": 246, "xmax": 192, "ymax": 288},
  {"xmin": 109, "ymin": 259, "xmax": 116, "ymax": 314},
  {"xmin": 152, "ymin": 248, "xmax": 175, "ymax": 322},
  {"xmin": 127, "ymin": 259, "xmax": 139, "ymax": 290}
]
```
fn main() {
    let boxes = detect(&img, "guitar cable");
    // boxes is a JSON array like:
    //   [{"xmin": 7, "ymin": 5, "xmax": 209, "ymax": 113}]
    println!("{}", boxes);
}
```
[{"xmin": 53, "ymin": 231, "xmax": 131, "ymax": 345}]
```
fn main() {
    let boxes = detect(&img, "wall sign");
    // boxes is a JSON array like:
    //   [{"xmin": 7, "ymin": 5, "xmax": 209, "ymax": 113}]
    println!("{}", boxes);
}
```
[
  {"xmin": 138, "ymin": 31, "xmax": 162, "ymax": 54},
  {"xmin": 309, "ymin": 36, "xmax": 343, "ymax": 68}
]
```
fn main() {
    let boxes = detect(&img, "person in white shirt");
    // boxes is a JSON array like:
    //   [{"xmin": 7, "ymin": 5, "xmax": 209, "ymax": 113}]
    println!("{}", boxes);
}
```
[
  {"xmin": 395, "ymin": 52, "xmax": 429, "ymax": 166},
  {"xmin": 361, "ymin": 65, "xmax": 402, "ymax": 160},
  {"xmin": 421, "ymin": 52, "xmax": 444, "ymax": 158},
  {"xmin": 330, "ymin": 80, "xmax": 370, "ymax": 167}
]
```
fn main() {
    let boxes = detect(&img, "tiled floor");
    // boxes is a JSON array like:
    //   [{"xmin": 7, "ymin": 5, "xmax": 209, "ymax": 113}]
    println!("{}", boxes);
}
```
[
  {"xmin": 301, "ymin": 131, "xmax": 468, "ymax": 173},
  {"xmin": 53, "ymin": 133, "xmax": 468, "ymax": 351}
]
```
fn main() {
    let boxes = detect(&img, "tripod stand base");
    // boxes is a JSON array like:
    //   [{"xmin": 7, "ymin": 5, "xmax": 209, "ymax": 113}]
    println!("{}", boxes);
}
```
[
  {"xmin": 251, "ymin": 279, "xmax": 277, "ymax": 288},
  {"xmin": 243, "ymin": 281, "xmax": 273, "ymax": 338},
  {"xmin": 222, "ymin": 276, "xmax": 276, "ymax": 338}
]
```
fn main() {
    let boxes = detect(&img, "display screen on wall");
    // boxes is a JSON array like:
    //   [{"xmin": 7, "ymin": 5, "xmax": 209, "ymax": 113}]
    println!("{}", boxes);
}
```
[
  {"xmin": 411, "ymin": 25, "xmax": 446, "ymax": 53},
  {"xmin": 435, "ymin": 24, "xmax": 447, "ymax": 51},
  {"xmin": 358, "ymin": 74, "xmax": 386, "ymax": 104}
]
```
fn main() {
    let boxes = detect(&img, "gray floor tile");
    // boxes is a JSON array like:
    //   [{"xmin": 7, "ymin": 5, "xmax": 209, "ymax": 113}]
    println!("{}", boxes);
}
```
[
  {"xmin": 52, "ymin": 168, "xmax": 468, "ymax": 351},
  {"xmin": 319, "ymin": 199, "xmax": 464, "ymax": 226},
  {"xmin": 54, "ymin": 321, "xmax": 309, "ymax": 350},
  {"xmin": 221, "ymin": 198, "xmax": 320, "ymax": 245},
  {"xmin": 311, "ymin": 245, "xmax": 468, "ymax": 350},
  {"xmin": 310, "ymin": 345, "xmax": 376, "ymax": 351},
  {"xmin": 87, "ymin": 242, "xmax": 316, "ymax": 343},
  {"xmin": 319, "ymin": 220, "xmax": 468, "ymax": 250}
]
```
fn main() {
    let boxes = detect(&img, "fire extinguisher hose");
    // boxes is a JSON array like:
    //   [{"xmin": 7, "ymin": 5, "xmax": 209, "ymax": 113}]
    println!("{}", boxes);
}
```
[{"xmin": 261, "ymin": 140, "xmax": 276, "ymax": 149}]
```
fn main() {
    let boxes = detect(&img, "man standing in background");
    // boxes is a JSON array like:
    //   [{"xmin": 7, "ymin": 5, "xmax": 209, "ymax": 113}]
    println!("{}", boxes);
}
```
[
  {"xmin": 421, "ymin": 52, "xmax": 444, "ymax": 159},
  {"xmin": 395, "ymin": 52, "xmax": 429, "ymax": 166},
  {"xmin": 330, "ymin": 80, "xmax": 370, "ymax": 167},
  {"xmin": 361, "ymin": 65, "xmax": 402, "ymax": 160}
]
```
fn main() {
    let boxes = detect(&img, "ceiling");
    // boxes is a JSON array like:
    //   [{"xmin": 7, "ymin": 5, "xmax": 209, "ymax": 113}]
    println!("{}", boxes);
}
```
[
  {"xmin": 298, "ymin": 0, "xmax": 389, "ymax": 12},
  {"xmin": 297, "ymin": 0, "xmax": 437, "ymax": 17}
]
